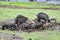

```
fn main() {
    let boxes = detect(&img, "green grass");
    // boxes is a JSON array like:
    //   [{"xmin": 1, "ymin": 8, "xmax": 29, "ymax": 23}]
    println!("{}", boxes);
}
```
[
  {"xmin": 0, "ymin": 2, "xmax": 60, "ymax": 8},
  {"xmin": 0, "ymin": 30, "xmax": 60, "ymax": 40},
  {"xmin": 22, "ymin": 30, "xmax": 60, "ymax": 40},
  {"xmin": 0, "ymin": 8, "xmax": 60, "ymax": 22},
  {"xmin": 0, "ymin": 2, "xmax": 60, "ymax": 40},
  {"xmin": 0, "ymin": 30, "xmax": 15, "ymax": 34}
]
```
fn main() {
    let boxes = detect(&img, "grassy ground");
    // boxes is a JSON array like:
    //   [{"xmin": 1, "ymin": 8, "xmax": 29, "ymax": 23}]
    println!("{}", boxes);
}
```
[
  {"xmin": 0, "ymin": 8, "xmax": 60, "ymax": 22},
  {"xmin": 0, "ymin": 2, "xmax": 60, "ymax": 40},
  {"xmin": 0, "ymin": 30, "xmax": 60, "ymax": 40},
  {"xmin": 0, "ymin": 2, "xmax": 60, "ymax": 8},
  {"xmin": 22, "ymin": 30, "xmax": 60, "ymax": 40}
]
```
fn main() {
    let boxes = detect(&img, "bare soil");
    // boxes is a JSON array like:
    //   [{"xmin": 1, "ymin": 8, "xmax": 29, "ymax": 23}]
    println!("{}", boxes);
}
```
[
  {"xmin": 0, "ymin": 32, "xmax": 23, "ymax": 40},
  {"xmin": 0, "ymin": 19, "xmax": 60, "ymax": 31},
  {"xmin": 0, "ymin": 19, "xmax": 60, "ymax": 40},
  {"xmin": 41, "ymin": 8, "xmax": 60, "ymax": 10}
]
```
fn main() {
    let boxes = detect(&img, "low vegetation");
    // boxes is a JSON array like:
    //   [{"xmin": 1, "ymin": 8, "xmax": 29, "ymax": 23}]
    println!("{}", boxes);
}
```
[
  {"xmin": 0, "ymin": 2, "xmax": 60, "ymax": 8},
  {"xmin": 0, "ymin": 8, "xmax": 60, "ymax": 23},
  {"xmin": 0, "ymin": 30, "xmax": 60, "ymax": 40},
  {"xmin": 0, "ymin": 2, "xmax": 60, "ymax": 40}
]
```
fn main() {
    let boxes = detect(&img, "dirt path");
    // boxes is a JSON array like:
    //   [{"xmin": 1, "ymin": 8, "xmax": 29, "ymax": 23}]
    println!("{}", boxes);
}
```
[{"xmin": 0, "ymin": 5, "xmax": 60, "ymax": 10}]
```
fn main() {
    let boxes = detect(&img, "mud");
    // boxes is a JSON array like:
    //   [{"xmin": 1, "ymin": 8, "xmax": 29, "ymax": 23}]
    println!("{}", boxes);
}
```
[
  {"xmin": 0, "ymin": 19, "xmax": 60, "ymax": 31},
  {"xmin": 0, "ymin": 32, "xmax": 23, "ymax": 40},
  {"xmin": 0, "ymin": 19, "xmax": 60, "ymax": 40}
]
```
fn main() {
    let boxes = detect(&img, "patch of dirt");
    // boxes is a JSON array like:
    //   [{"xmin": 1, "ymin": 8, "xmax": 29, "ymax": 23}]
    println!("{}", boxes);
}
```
[
  {"xmin": 0, "ymin": 19, "xmax": 60, "ymax": 31},
  {"xmin": 0, "ymin": 5, "xmax": 60, "ymax": 10},
  {"xmin": 55, "ymin": 23, "xmax": 60, "ymax": 30},
  {"xmin": 0, "ymin": 19, "xmax": 15, "ymax": 25},
  {"xmin": 0, "ymin": 32, "xmax": 23, "ymax": 40},
  {"xmin": 41, "ymin": 8, "xmax": 60, "ymax": 10},
  {"xmin": 0, "ymin": 19, "xmax": 60, "ymax": 40},
  {"xmin": 0, "ymin": 5, "xmax": 36, "ymax": 9},
  {"xmin": 0, "ymin": 19, "xmax": 15, "ymax": 30}
]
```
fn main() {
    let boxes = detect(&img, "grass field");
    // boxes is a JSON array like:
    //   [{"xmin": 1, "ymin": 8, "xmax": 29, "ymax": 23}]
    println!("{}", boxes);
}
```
[
  {"xmin": 0, "ymin": 2, "xmax": 60, "ymax": 8},
  {"xmin": 0, "ymin": 2, "xmax": 60, "ymax": 40},
  {"xmin": 0, "ymin": 8, "xmax": 60, "ymax": 22},
  {"xmin": 0, "ymin": 30, "xmax": 60, "ymax": 40}
]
